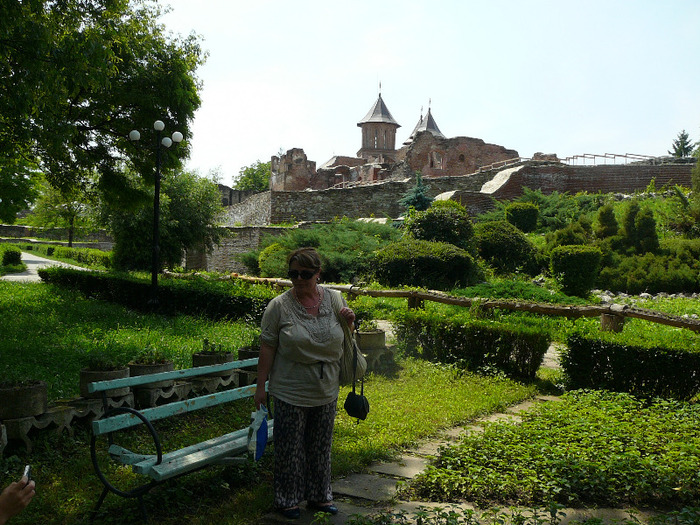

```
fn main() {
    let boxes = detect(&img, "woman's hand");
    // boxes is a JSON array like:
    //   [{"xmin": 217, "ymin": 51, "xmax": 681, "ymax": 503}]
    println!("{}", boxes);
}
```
[{"xmin": 339, "ymin": 307, "xmax": 355, "ymax": 329}]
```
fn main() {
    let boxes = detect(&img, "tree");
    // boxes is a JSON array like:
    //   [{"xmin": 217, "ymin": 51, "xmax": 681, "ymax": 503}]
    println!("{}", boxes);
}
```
[
  {"xmin": 595, "ymin": 204, "xmax": 619, "ymax": 239},
  {"xmin": 22, "ymin": 176, "xmax": 100, "ymax": 247},
  {"xmin": 399, "ymin": 171, "xmax": 432, "ymax": 212},
  {"xmin": 0, "ymin": 0, "xmax": 205, "ymax": 219},
  {"xmin": 109, "ymin": 170, "xmax": 225, "ymax": 271},
  {"xmin": 0, "ymin": 154, "xmax": 39, "ymax": 224},
  {"xmin": 668, "ymin": 130, "xmax": 696, "ymax": 158},
  {"xmin": 234, "ymin": 161, "xmax": 271, "ymax": 191}
]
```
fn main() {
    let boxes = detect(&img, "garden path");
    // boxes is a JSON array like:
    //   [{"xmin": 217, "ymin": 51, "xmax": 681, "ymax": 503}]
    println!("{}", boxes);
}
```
[{"xmin": 0, "ymin": 251, "xmax": 84, "ymax": 282}]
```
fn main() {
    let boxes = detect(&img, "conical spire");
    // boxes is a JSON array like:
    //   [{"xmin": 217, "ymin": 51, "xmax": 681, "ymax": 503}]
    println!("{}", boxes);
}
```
[
  {"xmin": 357, "ymin": 93, "xmax": 400, "ymax": 127},
  {"xmin": 403, "ymin": 105, "xmax": 445, "ymax": 145}
]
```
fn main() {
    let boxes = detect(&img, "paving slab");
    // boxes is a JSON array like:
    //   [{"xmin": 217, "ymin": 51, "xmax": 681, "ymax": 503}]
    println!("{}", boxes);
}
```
[
  {"xmin": 369, "ymin": 455, "xmax": 430, "ymax": 478},
  {"xmin": 259, "ymin": 499, "xmax": 377, "ymax": 525},
  {"xmin": 332, "ymin": 473, "xmax": 399, "ymax": 501}
]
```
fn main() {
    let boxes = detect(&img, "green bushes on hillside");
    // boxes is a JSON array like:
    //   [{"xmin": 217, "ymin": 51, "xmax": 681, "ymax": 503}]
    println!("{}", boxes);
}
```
[
  {"xmin": 473, "ymin": 220, "xmax": 538, "ymax": 275},
  {"xmin": 403, "ymin": 200, "xmax": 474, "ymax": 251},
  {"xmin": 550, "ymin": 245, "xmax": 602, "ymax": 297},
  {"xmin": 372, "ymin": 238, "xmax": 482, "ymax": 291}
]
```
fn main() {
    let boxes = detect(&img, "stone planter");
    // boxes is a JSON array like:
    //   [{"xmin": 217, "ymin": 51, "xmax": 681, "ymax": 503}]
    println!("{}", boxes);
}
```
[
  {"xmin": 237, "ymin": 347, "xmax": 260, "ymax": 360},
  {"xmin": 357, "ymin": 330, "xmax": 386, "ymax": 352},
  {"xmin": 128, "ymin": 361, "xmax": 175, "ymax": 389},
  {"xmin": 79, "ymin": 367, "xmax": 130, "ymax": 399},
  {"xmin": 0, "ymin": 381, "xmax": 48, "ymax": 420},
  {"xmin": 192, "ymin": 352, "xmax": 236, "ymax": 377}
]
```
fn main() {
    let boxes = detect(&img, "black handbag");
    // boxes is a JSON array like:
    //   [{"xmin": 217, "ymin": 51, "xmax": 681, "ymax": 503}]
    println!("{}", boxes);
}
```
[{"xmin": 343, "ymin": 325, "xmax": 369, "ymax": 421}]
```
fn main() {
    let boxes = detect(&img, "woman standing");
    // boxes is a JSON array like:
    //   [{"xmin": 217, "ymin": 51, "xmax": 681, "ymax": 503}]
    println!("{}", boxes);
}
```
[{"xmin": 254, "ymin": 247, "xmax": 355, "ymax": 519}]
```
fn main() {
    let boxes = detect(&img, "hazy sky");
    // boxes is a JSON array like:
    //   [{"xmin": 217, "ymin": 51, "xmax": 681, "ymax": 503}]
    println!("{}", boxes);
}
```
[{"xmin": 160, "ymin": 0, "xmax": 700, "ymax": 187}]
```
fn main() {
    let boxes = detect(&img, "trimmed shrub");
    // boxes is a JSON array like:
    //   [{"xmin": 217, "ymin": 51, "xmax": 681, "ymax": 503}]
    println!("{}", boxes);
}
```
[
  {"xmin": 403, "ymin": 200, "xmax": 474, "ymax": 251},
  {"xmin": 550, "ymin": 245, "xmax": 602, "ymax": 297},
  {"xmin": 635, "ymin": 206, "xmax": 659, "ymax": 254},
  {"xmin": 258, "ymin": 243, "xmax": 288, "ymax": 278},
  {"xmin": 372, "ymin": 238, "xmax": 482, "ymax": 291},
  {"xmin": 393, "ymin": 308, "xmax": 549, "ymax": 379},
  {"xmin": 504, "ymin": 201, "xmax": 538, "ymax": 232},
  {"xmin": 1, "ymin": 244, "xmax": 22, "ymax": 266},
  {"xmin": 563, "ymin": 333, "xmax": 700, "ymax": 400},
  {"xmin": 473, "ymin": 220, "xmax": 537, "ymax": 274}
]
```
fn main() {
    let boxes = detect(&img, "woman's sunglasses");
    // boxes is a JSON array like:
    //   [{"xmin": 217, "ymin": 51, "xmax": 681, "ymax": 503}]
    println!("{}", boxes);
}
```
[{"xmin": 287, "ymin": 269, "xmax": 317, "ymax": 280}]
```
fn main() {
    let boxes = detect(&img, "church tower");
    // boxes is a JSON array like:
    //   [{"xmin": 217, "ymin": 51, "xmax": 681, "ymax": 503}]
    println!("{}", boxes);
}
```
[{"xmin": 357, "ymin": 93, "xmax": 401, "ymax": 163}]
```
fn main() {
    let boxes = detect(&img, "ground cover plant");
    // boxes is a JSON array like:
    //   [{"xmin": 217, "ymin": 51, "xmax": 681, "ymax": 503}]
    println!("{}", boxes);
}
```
[{"xmin": 407, "ymin": 390, "xmax": 700, "ymax": 509}]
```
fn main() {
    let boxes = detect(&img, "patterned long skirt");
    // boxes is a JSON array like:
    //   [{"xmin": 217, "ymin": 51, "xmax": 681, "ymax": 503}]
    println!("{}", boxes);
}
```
[{"xmin": 272, "ymin": 397, "xmax": 337, "ymax": 508}]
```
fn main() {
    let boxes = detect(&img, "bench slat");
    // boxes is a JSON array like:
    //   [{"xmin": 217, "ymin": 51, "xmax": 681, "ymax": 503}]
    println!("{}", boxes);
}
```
[
  {"xmin": 145, "ymin": 423, "xmax": 274, "ymax": 482},
  {"xmin": 130, "ymin": 428, "xmax": 249, "ymax": 474},
  {"xmin": 108, "ymin": 444, "xmax": 152, "ymax": 466},
  {"xmin": 91, "ymin": 383, "xmax": 260, "ymax": 435},
  {"xmin": 87, "ymin": 358, "xmax": 259, "ymax": 393}
]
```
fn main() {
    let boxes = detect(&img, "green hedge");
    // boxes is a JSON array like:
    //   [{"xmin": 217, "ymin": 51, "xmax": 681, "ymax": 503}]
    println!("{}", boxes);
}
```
[
  {"xmin": 38, "ymin": 267, "xmax": 275, "ymax": 322},
  {"xmin": 562, "ymin": 333, "xmax": 700, "ymax": 400},
  {"xmin": 392, "ymin": 309, "xmax": 549, "ymax": 379},
  {"xmin": 19, "ymin": 242, "xmax": 111, "ymax": 269},
  {"xmin": 0, "ymin": 244, "xmax": 22, "ymax": 266}
]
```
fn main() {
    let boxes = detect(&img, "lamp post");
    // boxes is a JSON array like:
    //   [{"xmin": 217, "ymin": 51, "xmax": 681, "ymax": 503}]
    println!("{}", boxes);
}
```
[{"xmin": 129, "ymin": 120, "xmax": 183, "ymax": 304}]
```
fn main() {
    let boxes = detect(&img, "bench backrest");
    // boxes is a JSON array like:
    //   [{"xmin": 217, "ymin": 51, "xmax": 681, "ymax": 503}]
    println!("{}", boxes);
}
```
[
  {"xmin": 91, "ymin": 383, "xmax": 261, "ymax": 436},
  {"xmin": 87, "ymin": 358, "xmax": 259, "ymax": 393},
  {"xmin": 89, "ymin": 358, "xmax": 263, "ymax": 437}
]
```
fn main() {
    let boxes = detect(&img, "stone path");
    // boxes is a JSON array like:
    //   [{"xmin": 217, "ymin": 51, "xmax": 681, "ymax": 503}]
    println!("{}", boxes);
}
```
[
  {"xmin": 260, "ymin": 342, "xmax": 656, "ymax": 524},
  {"xmin": 0, "ymin": 251, "xmax": 84, "ymax": 282}
]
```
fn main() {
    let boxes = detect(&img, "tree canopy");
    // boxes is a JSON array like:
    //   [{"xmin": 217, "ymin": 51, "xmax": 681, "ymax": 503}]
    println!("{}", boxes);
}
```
[
  {"xmin": 0, "ymin": 0, "xmax": 205, "ymax": 219},
  {"xmin": 233, "ymin": 160, "xmax": 271, "ymax": 191}
]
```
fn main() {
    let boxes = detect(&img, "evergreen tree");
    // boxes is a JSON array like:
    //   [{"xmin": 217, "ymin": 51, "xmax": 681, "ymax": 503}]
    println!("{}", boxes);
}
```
[
  {"xmin": 635, "ymin": 207, "xmax": 659, "ymax": 253},
  {"xmin": 595, "ymin": 204, "xmax": 619, "ymax": 238},
  {"xmin": 399, "ymin": 171, "xmax": 432, "ymax": 212},
  {"xmin": 668, "ymin": 130, "xmax": 696, "ymax": 157}
]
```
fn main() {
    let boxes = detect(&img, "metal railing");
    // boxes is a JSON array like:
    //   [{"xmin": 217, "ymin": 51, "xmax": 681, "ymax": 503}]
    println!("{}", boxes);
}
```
[{"xmin": 562, "ymin": 153, "xmax": 655, "ymax": 165}]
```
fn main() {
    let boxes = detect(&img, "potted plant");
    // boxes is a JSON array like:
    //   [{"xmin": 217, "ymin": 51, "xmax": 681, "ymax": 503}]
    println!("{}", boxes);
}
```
[
  {"xmin": 128, "ymin": 346, "xmax": 175, "ymax": 389},
  {"xmin": 192, "ymin": 338, "xmax": 235, "ymax": 377},
  {"xmin": 356, "ymin": 318, "xmax": 386, "ymax": 353},
  {"xmin": 0, "ymin": 378, "xmax": 48, "ymax": 420},
  {"xmin": 79, "ymin": 348, "xmax": 130, "ymax": 399},
  {"xmin": 237, "ymin": 334, "xmax": 261, "ymax": 361}
]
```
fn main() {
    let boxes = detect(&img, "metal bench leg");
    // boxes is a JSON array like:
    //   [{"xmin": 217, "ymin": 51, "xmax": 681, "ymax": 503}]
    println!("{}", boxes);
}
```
[
  {"xmin": 138, "ymin": 495, "xmax": 148, "ymax": 522},
  {"xmin": 90, "ymin": 486, "xmax": 109, "ymax": 523}
]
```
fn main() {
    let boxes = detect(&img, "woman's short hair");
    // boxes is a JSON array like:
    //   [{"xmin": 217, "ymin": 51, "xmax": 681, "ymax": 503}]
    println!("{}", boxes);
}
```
[{"xmin": 287, "ymin": 247, "xmax": 321, "ymax": 270}]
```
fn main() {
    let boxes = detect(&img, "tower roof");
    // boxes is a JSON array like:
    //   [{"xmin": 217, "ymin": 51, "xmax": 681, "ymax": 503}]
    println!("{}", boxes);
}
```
[
  {"xmin": 357, "ymin": 93, "xmax": 400, "ymax": 127},
  {"xmin": 403, "ymin": 107, "xmax": 445, "ymax": 145}
]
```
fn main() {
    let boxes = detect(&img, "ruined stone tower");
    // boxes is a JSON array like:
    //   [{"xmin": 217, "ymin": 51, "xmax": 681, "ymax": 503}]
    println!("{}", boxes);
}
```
[{"xmin": 356, "ymin": 93, "xmax": 401, "ymax": 163}]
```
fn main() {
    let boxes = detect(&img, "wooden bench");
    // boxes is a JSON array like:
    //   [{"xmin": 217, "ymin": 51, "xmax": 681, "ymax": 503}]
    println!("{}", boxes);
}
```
[{"xmin": 88, "ymin": 358, "xmax": 273, "ymax": 521}]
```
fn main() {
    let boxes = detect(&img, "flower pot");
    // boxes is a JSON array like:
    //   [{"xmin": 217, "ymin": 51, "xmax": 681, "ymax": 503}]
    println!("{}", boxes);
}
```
[
  {"xmin": 192, "ymin": 352, "xmax": 236, "ymax": 377},
  {"xmin": 79, "ymin": 367, "xmax": 130, "ymax": 399},
  {"xmin": 237, "ymin": 347, "xmax": 260, "ymax": 360},
  {"xmin": 128, "ymin": 361, "xmax": 175, "ymax": 389},
  {"xmin": 0, "ymin": 381, "xmax": 47, "ymax": 419},
  {"xmin": 357, "ymin": 330, "xmax": 386, "ymax": 352}
]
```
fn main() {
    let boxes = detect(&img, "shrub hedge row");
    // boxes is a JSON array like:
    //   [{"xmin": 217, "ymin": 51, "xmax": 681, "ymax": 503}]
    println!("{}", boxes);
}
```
[
  {"xmin": 562, "ymin": 333, "xmax": 700, "ymax": 400},
  {"xmin": 392, "ymin": 308, "xmax": 549, "ymax": 379},
  {"xmin": 38, "ymin": 267, "xmax": 275, "ymax": 322},
  {"xmin": 20, "ymin": 243, "xmax": 112, "ymax": 268}
]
